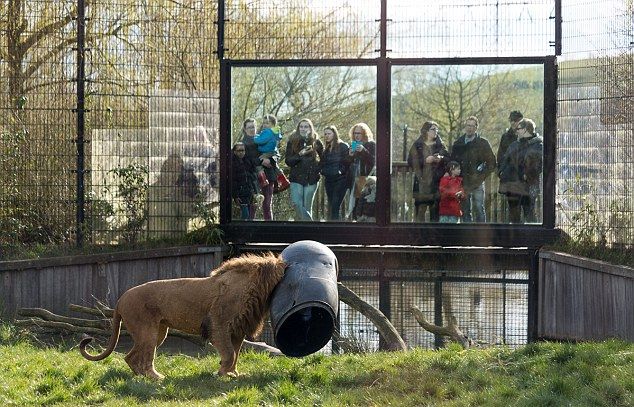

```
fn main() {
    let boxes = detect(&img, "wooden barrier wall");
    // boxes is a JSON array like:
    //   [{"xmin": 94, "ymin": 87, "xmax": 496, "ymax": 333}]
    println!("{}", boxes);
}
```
[
  {"xmin": 0, "ymin": 246, "xmax": 226, "ymax": 319},
  {"xmin": 538, "ymin": 250, "xmax": 634, "ymax": 341}
]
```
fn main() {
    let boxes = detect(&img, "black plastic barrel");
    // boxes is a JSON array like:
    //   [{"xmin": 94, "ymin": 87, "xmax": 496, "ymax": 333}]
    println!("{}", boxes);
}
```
[{"xmin": 269, "ymin": 240, "xmax": 339, "ymax": 357}]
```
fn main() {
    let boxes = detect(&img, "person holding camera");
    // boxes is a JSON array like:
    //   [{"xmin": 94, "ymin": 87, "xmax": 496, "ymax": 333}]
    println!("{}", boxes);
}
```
[
  {"xmin": 407, "ymin": 121, "xmax": 449, "ymax": 222},
  {"xmin": 450, "ymin": 116, "xmax": 496, "ymax": 223},
  {"xmin": 285, "ymin": 118, "xmax": 323, "ymax": 221},
  {"xmin": 346, "ymin": 123, "xmax": 376, "ymax": 220}
]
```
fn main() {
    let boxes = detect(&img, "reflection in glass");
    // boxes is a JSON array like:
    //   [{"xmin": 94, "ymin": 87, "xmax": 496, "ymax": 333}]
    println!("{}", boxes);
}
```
[
  {"xmin": 391, "ymin": 64, "xmax": 544, "ymax": 224},
  {"xmin": 321, "ymin": 126, "xmax": 350, "ymax": 220},
  {"xmin": 286, "ymin": 119, "xmax": 322, "ymax": 221},
  {"xmin": 498, "ymin": 118, "xmax": 543, "ymax": 223},
  {"xmin": 231, "ymin": 66, "xmax": 377, "ymax": 222}
]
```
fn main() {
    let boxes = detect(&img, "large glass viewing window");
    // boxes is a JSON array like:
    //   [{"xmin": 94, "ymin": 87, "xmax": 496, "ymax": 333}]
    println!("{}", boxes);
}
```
[
  {"xmin": 219, "ymin": 0, "xmax": 558, "ymax": 246},
  {"xmin": 230, "ymin": 65, "xmax": 377, "ymax": 223},
  {"xmin": 222, "ymin": 58, "xmax": 556, "ymax": 246},
  {"xmin": 391, "ymin": 63, "xmax": 545, "ymax": 225}
]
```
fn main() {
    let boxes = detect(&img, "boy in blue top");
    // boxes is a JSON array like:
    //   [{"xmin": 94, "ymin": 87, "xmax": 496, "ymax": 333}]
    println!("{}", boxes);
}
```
[{"xmin": 253, "ymin": 114, "xmax": 289, "ymax": 191}]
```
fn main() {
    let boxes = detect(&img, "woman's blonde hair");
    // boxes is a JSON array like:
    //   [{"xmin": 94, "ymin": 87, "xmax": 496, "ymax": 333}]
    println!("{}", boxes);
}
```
[
  {"xmin": 348, "ymin": 122, "xmax": 374, "ymax": 143},
  {"xmin": 290, "ymin": 118, "xmax": 317, "ymax": 154}
]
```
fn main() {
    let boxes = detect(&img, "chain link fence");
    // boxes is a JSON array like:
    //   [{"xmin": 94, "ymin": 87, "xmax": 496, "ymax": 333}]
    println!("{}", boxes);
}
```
[
  {"xmin": 1, "ymin": 0, "xmax": 632, "ymax": 251},
  {"xmin": 556, "ymin": 1, "xmax": 634, "ymax": 248}
]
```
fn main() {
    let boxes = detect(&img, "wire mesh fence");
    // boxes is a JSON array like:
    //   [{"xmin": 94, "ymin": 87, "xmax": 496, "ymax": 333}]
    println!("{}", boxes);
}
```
[
  {"xmin": 85, "ymin": 1, "xmax": 220, "ymax": 244},
  {"xmin": 1, "ymin": 0, "xmax": 632, "ymax": 251},
  {"xmin": 224, "ymin": 0, "xmax": 381, "ymax": 60},
  {"xmin": 257, "ymin": 265, "xmax": 529, "ymax": 352},
  {"xmin": 387, "ymin": 0, "xmax": 556, "ymax": 58},
  {"xmin": 1, "ymin": 0, "xmax": 78, "ymax": 248},
  {"xmin": 556, "ymin": 0, "xmax": 633, "ymax": 248}
]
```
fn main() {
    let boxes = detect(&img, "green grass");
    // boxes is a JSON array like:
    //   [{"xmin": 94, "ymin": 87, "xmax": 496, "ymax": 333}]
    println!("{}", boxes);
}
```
[{"xmin": 0, "ymin": 325, "xmax": 632, "ymax": 406}]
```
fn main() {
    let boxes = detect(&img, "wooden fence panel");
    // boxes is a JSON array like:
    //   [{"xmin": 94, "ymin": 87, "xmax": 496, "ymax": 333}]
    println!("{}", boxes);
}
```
[
  {"xmin": 104, "ymin": 262, "xmax": 120, "ymax": 308},
  {"xmin": 538, "ymin": 250, "xmax": 634, "ymax": 341},
  {"xmin": 0, "ymin": 246, "xmax": 227, "ymax": 319}
]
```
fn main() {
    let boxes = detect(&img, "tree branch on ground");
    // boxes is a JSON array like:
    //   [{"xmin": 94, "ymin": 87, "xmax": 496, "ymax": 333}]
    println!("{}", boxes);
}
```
[
  {"xmin": 337, "ymin": 282, "xmax": 407, "ymax": 351},
  {"xmin": 410, "ymin": 297, "xmax": 474, "ymax": 349},
  {"xmin": 16, "ymin": 282, "xmax": 408, "ymax": 355}
]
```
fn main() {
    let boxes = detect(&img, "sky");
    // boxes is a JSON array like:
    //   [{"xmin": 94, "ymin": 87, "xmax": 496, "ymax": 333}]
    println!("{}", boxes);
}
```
[{"xmin": 272, "ymin": 0, "xmax": 630, "ymax": 58}]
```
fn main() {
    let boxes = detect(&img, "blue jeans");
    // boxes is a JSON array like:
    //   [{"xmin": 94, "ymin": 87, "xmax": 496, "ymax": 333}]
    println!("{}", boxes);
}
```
[
  {"xmin": 290, "ymin": 182, "xmax": 319, "ymax": 220},
  {"xmin": 239, "ymin": 204, "xmax": 251, "ymax": 220},
  {"xmin": 439, "ymin": 215, "xmax": 459, "ymax": 223},
  {"xmin": 461, "ymin": 183, "xmax": 486, "ymax": 223}
]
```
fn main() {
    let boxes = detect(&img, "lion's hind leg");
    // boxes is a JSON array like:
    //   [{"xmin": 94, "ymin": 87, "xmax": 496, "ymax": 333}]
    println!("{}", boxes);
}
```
[
  {"xmin": 124, "ymin": 323, "xmax": 164, "ymax": 380},
  {"xmin": 156, "ymin": 323, "xmax": 168, "ymax": 348}
]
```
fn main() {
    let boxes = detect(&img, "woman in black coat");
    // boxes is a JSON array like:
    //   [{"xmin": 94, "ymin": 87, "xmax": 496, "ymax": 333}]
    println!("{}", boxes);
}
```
[
  {"xmin": 407, "ymin": 121, "xmax": 448, "ymax": 222},
  {"xmin": 284, "ymin": 118, "xmax": 323, "ymax": 221},
  {"xmin": 346, "ymin": 122, "xmax": 376, "ymax": 219},
  {"xmin": 320, "ymin": 125, "xmax": 351, "ymax": 221}
]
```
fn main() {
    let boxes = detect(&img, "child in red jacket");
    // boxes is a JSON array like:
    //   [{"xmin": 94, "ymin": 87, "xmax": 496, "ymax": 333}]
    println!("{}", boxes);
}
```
[{"xmin": 439, "ymin": 161, "xmax": 466, "ymax": 223}]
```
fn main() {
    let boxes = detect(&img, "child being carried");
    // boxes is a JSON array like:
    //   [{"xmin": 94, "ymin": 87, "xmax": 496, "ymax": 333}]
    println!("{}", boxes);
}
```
[{"xmin": 253, "ymin": 114, "xmax": 290, "ymax": 192}]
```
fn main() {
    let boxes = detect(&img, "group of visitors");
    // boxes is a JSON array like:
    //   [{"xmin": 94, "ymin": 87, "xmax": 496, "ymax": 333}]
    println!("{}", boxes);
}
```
[
  {"xmin": 232, "ymin": 115, "xmax": 376, "ymax": 221},
  {"xmin": 233, "ymin": 110, "xmax": 542, "ymax": 224},
  {"xmin": 407, "ymin": 111, "xmax": 543, "ymax": 224}
]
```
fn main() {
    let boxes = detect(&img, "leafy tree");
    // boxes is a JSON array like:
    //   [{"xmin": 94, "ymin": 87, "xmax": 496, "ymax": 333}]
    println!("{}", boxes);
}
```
[
  {"xmin": 392, "ymin": 65, "xmax": 544, "ymax": 160},
  {"xmin": 231, "ymin": 66, "xmax": 376, "ymax": 142}
]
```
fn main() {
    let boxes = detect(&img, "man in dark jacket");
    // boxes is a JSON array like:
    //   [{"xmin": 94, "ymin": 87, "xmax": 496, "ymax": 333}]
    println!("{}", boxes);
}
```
[
  {"xmin": 498, "ymin": 118, "xmax": 543, "ymax": 223},
  {"xmin": 497, "ymin": 110, "xmax": 523, "ymax": 170},
  {"xmin": 450, "ymin": 116, "xmax": 496, "ymax": 223},
  {"xmin": 497, "ymin": 110, "xmax": 523, "ymax": 221}
]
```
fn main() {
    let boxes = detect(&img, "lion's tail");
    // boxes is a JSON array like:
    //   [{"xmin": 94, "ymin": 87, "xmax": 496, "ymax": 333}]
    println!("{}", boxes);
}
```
[{"xmin": 79, "ymin": 308, "xmax": 122, "ymax": 361}]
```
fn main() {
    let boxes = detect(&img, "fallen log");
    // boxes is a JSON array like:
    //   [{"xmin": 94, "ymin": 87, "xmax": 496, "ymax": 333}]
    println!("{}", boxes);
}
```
[
  {"xmin": 337, "ymin": 282, "xmax": 407, "ymax": 351},
  {"xmin": 409, "ymin": 305, "xmax": 473, "ymax": 349},
  {"xmin": 69, "ymin": 303, "xmax": 113, "ymax": 318},
  {"xmin": 15, "ymin": 318, "xmax": 108, "ymax": 336},
  {"xmin": 17, "ymin": 281, "xmax": 408, "ymax": 356},
  {"xmin": 18, "ymin": 308, "xmax": 108, "ymax": 329},
  {"xmin": 72, "ymin": 287, "xmax": 409, "ymax": 353}
]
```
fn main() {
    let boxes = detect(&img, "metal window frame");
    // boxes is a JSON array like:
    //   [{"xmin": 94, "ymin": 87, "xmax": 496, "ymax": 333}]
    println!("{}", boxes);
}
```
[{"xmin": 217, "ymin": 0, "xmax": 561, "ymax": 248}]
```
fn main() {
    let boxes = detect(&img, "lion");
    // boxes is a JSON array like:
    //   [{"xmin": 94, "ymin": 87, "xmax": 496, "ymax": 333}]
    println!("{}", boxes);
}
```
[{"xmin": 79, "ymin": 252, "xmax": 286, "ymax": 379}]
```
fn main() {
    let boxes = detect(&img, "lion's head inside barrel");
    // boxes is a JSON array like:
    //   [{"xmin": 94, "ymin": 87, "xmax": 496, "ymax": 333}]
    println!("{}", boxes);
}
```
[{"xmin": 269, "ymin": 240, "xmax": 339, "ymax": 357}]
